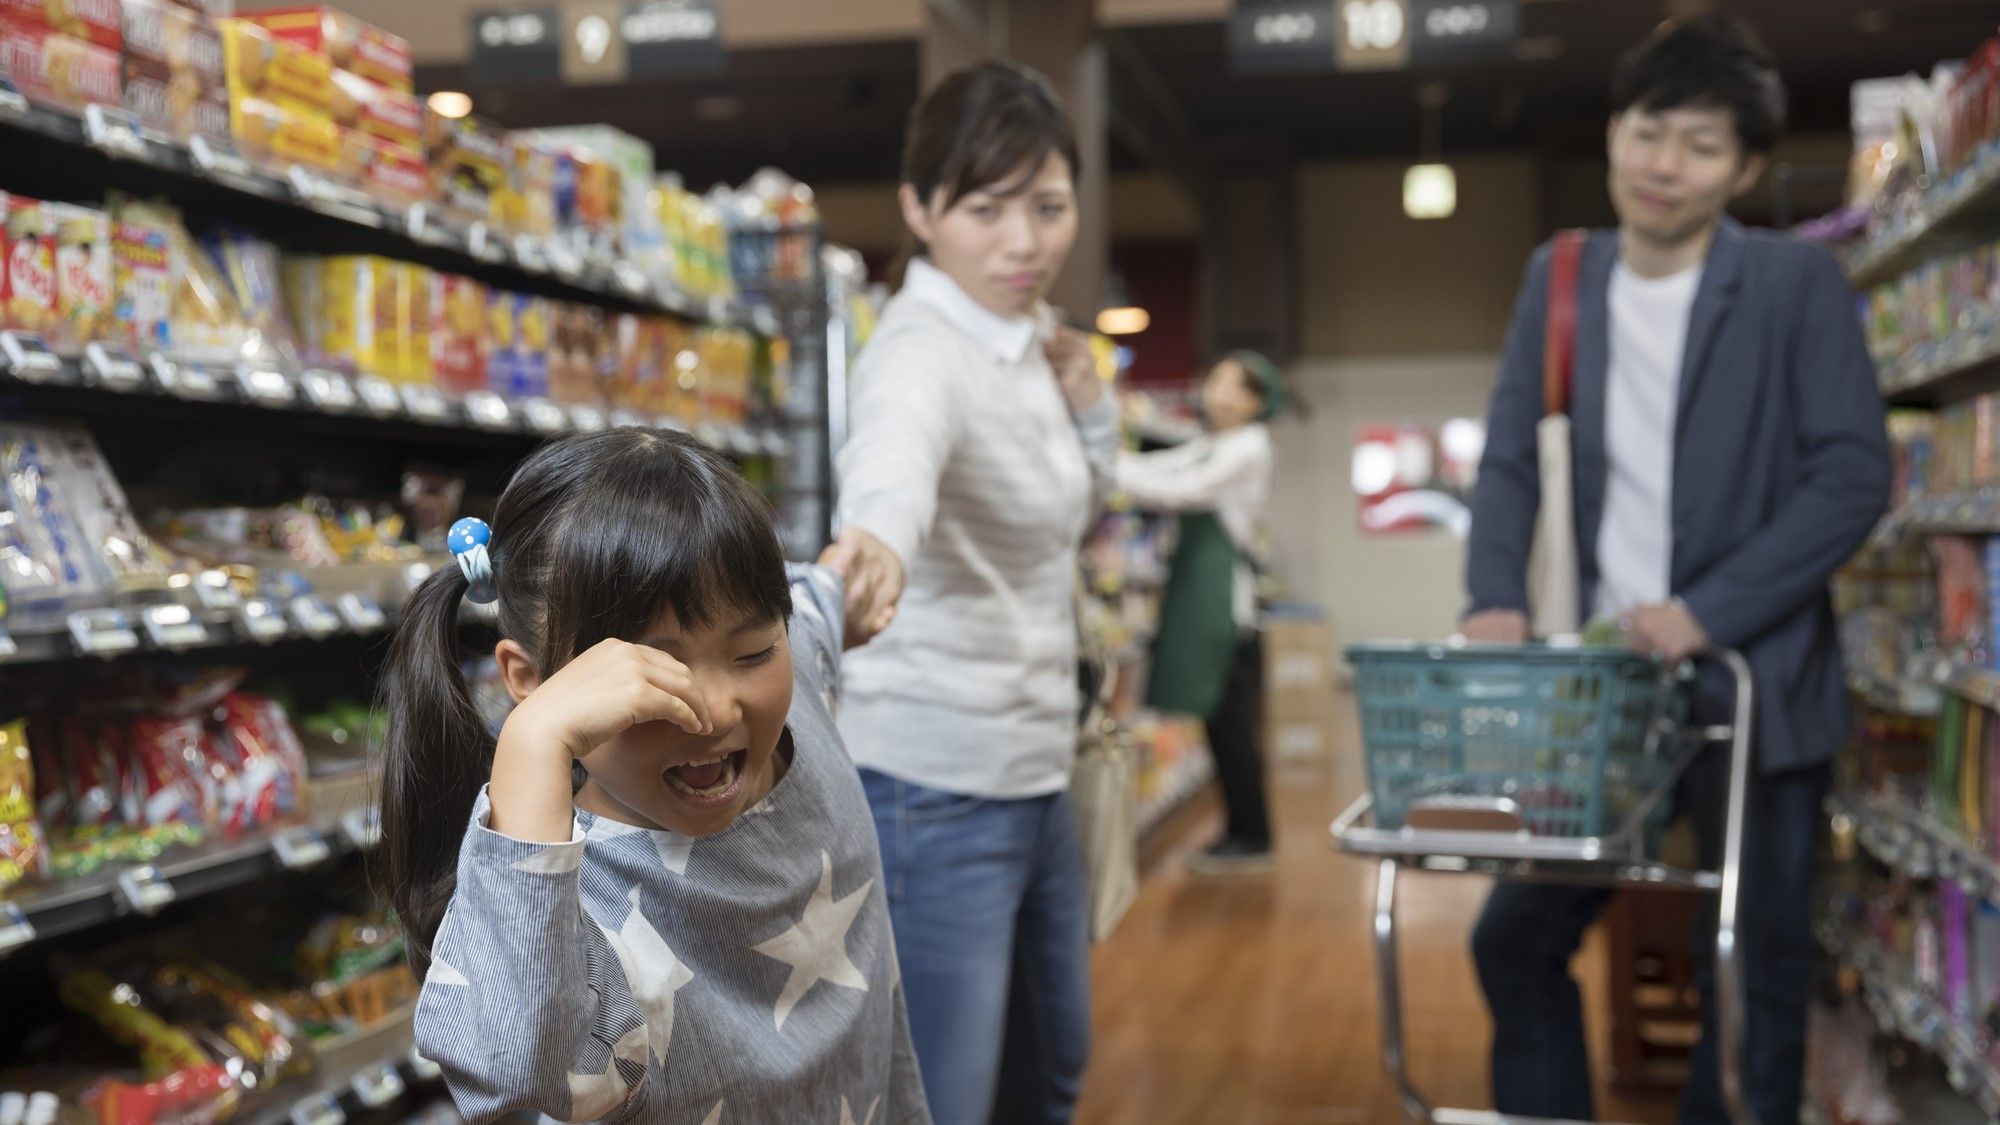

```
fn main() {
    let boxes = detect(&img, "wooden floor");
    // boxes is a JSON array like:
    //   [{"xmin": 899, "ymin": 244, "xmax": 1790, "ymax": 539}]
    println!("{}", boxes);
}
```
[{"xmin": 1076, "ymin": 695, "xmax": 1682, "ymax": 1125}]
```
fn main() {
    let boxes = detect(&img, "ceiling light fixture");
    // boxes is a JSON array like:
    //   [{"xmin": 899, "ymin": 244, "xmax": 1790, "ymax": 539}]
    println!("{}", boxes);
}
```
[
  {"xmin": 427, "ymin": 90, "xmax": 473, "ymax": 119},
  {"xmin": 1404, "ymin": 83, "xmax": 1455, "ymax": 221}
]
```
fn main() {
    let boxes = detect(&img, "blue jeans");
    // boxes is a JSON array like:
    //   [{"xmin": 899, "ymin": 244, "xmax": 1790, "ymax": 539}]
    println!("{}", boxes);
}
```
[{"xmin": 860, "ymin": 769, "xmax": 1092, "ymax": 1125}]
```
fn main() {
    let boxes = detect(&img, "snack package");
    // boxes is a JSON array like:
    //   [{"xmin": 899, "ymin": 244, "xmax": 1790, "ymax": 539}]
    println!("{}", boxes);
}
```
[
  {"xmin": 497, "ymin": 135, "xmax": 557, "ymax": 239},
  {"xmin": 42, "ymin": 422, "xmax": 170, "ymax": 588},
  {"xmin": 335, "ymin": 127, "xmax": 427, "ymax": 208},
  {"xmin": 310, "ymin": 255, "xmax": 393, "ymax": 376},
  {"xmin": 217, "ymin": 692, "xmax": 305, "ymax": 825},
  {"xmin": 484, "ymin": 285, "xmax": 517, "ymax": 396},
  {"xmin": 125, "ymin": 715, "xmax": 209, "ymax": 829},
  {"xmin": 238, "ymin": 4, "xmax": 410, "ymax": 93},
  {"xmin": 424, "ymin": 109, "xmax": 508, "ymax": 227},
  {"xmin": 279, "ymin": 251, "xmax": 322, "ymax": 364},
  {"xmin": 429, "ymin": 271, "xmax": 484, "ymax": 395},
  {"xmin": 549, "ymin": 302, "xmax": 605, "ymax": 406},
  {"xmin": 2, "ymin": 0, "xmax": 121, "ymax": 50},
  {"xmin": 401, "ymin": 261, "xmax": 431, "ymax": 385},
  {"xmin": 328, "ymin": 66, "xmax": 418, "ymax": 152},
  {"xmin": 0, "ymin": 423, "xmax": 103, "ymax": 610},
  {"xmin": 121, "ymin": 0, "xmax": 228, "ymax": 143},
  {"xmin": 228, "ymin": 92, "xmax": 341, "ymax": 172},
  {"xmin": 520, "ymin": 126, "xmax": 657, "ymax": 265},
  {"xmin": 220, "ymin": 16, "xmax": 330, "ymax": 115},
  {"xmin": 204, "ymin": 228, "xmax": 302, "ymax": 367},
  {"xmin": 3, "ymin": 194, "xmax": 61, "ymax": 344},
  {"xmin": 53, "ymin": 203, "xmax": 113, "ymax": 353},
  {"xmin": 0, "ymin": 719, "xmax": 46, "ymax": 892},
  {"xmin": 0, "ymin": 22, "xmax": 124, "ymax": 114},
  {"xmin": 120, "ymin": 197, "xmax": 248, "ymax": 363},
  {"xmin": 513, "ymin": 294, "xmax": 550, "ymax": 399}
]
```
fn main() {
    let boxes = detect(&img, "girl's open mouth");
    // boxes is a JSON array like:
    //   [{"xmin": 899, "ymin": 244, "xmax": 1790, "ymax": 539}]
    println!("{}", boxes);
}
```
[{"xmin": 664, "ymin": 749, "xmax": 747, "ymax": 807}]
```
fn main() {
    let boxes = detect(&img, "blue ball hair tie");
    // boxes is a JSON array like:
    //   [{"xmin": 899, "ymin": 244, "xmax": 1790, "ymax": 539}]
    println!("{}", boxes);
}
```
[{"xmin": 448, "ymin": 517, "xmax": 498, "ymax": 605}]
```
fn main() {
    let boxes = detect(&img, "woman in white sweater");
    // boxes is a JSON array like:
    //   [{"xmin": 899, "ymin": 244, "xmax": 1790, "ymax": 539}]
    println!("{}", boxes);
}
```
[{"xmin": 818, "ymin": 63, "xmax": 1114, "ymax": 1125}]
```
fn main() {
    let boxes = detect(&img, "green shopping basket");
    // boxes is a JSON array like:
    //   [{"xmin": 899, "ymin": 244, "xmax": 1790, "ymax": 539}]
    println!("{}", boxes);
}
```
[{"xmin": 1347, "ymin": 643, "xmax": 1688, "ymax": 839}]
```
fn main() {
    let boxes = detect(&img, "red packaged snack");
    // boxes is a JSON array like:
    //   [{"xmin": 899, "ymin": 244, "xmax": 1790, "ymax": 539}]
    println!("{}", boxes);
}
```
[
  {"xmin": 62, "ymin": 716, "xmax": 123, "ymax": 826},
  {"xmin": 126, "ymin": 715, "xmax": 209, "ymax": 828},
  {"xmin": 338, "ymin": 127, "xmax": 428, "ymax": 207},
  {"xmin": 216, "ymin": 692, "xmax": 305, "ymax": 824},
  {"xmin": 237, "ymin": 4, "xmax": 409, "ymax": 92},
  {"xmin": 0, "ymin": 21, "xmax": 122, "ymax": 115},
  {"xmin": 1, "ymin": 0, "xmax": 120, "ymax": 50},
  {"xmin": 430, "ymin": 271, "xmax": 486, "ymax": 395},
  {"xmin": 123, "ymin": 60, "xmax": 231, "ymax": 143}
]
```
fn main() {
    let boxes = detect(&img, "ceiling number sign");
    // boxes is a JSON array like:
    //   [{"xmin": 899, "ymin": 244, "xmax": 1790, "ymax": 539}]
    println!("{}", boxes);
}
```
[
  {"xmin": 1227, "ymin": 1, "xmax": 1337, "ymax": 75},
  {"xmin": 1253, "ymin": 9, "xmax": 1318, "ymax": 46},
  {"xmin": 1333, "ymin": 0, "xmax": 1409, "ymax": 70},
  {"xmin": 1425, "ymin": 3, "xmax": 1487, "ymax": 37}
]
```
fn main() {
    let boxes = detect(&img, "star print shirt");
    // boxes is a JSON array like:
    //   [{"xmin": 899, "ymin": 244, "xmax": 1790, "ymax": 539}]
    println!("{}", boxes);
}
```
[{"xmin": 414, "ymin": 566, "xmax": 930, "ymax": 1125}]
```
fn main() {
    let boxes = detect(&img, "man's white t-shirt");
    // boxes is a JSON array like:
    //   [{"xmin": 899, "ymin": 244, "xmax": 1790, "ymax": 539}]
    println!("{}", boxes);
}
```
[{"xmin": 1594, "ymin": 260, "xmax": 1702, "ymax": 620}]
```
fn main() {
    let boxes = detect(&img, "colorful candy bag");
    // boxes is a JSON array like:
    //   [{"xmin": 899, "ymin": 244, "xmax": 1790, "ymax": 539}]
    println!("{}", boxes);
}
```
[{"xmin": 0, "ymin": 720, "xmax": 46, "ymax": 891}]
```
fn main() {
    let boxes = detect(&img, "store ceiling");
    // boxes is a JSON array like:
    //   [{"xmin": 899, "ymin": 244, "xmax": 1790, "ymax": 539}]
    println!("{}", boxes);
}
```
[{"xmin": 418, "ymin": 0, "xmax": 1998, "ymax": 190}]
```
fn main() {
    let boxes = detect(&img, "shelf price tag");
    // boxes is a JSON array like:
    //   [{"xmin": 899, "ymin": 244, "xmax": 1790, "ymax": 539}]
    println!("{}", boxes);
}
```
[
  {"xmin": 0, "ymin": 902, "xmax": 34, "ymax": 956},
  {"xmin": 235, "ymin": 365, "xmax": 297, "ymax": 407},
  {"xmin": 340, "ymin": 807, "xmax": 382, "ymax": 849},
  {"xmin": 402, "ymin": 203, "xmax": 461, "ymax": 250},
  {"xmin": 462, "ymin": 390, "xmax": 514, "ymax": 430},
  {"xmin": 290, "ymin": 1093, "xmax": 346, "ymax": 1125},
  {"xmin": 512, "ymin": 235, "xmax": 550, "ymax": 273},
  {"xmin": 353, "ymin": 375, "xmax": 403, "ymax": 417},
  {"xmin": 83, "ymin": 342, "xmax": 147, "ymax": 391},
  {"xmin": 612, "ymin": 261, "xmax": 650, "ymax": 298},
  {"xmin": 351, "ymin": 1063, "xmax": 405, "ymax": 1108},
  {"xmin": 547, "ymin": 242, "xmax": 584, "ymax": 279},
  {"xmin": 289, "ymin": 596, "xmax": 343, "ymax": 639},
  {"xmin": 335, "ymin": 592, "xmax": 387, "ymax": 632},
  {"xmin": 68, "ymin": 609, "xmax": 140, "ymax": 657},
  {"xmin": 0, "ymin": 628, "xmax": 15, "ymax": 660},
  {"xmin": 400, "ymin": 384, "xmax": 452, "ymax": 423},
  {"xmin": 467, "ymin": 222, "xmax": 506, "ymax": 265},
  {"xmin": 84, "ymin": 104, "xmax": 148, "ymax": 160},
  {"xmin": 568, "ymin": 405, "xmax": 609, "ymax": 433},
  {"xmin": 519, "ymin": 397, "xmax": 570, "ymax": 435},
  {"xmin": 0, "ymin": 86, "xmax": 26, "ymax": 118},
  {"xmin": 272, "ymin": 825, "xmax": 332, "ymax": 870},
  {"xmin": 0, "ymin": 331, "xmax": 64, "ymax": 383},
  {"xmin": 238, "ymin": 598, "xmax": 290, "ymax": 644},
  {"xmin": 609, "ymin": 408, "xmax": 648, "ymax": 430},
  {"xmin": 150, "ymin": 356, "xmax": 223, "ymax": 400},
  {"xmin": 140, "ymin": 604, "xmax": 210, "ymax": 650},
  {"xmin": 116, "ymin": 865, "xmax": 175, "ymax": 915},
  {"xmin": 300, "ymin": 369, "xmax": 357, "ymax": 413},
  {"xmin": 189, "ymin": 135, "xmax": 270, "ymax": 192},
  {"xmin": 288, "ymin": 166, "xmax": 383, "ymax": 227}
]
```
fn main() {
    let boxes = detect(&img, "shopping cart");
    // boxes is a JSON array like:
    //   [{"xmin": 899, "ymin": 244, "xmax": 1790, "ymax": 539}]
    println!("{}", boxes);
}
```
[{"xmin": 1330, "ymin": 643, "xmax": 1758, "ymax": 1125}]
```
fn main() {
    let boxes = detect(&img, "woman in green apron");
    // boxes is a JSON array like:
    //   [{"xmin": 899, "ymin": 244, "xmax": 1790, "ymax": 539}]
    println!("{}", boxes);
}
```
[{"xmin": 1116, "ymin": 352, "xmax": 1284, "ymax": 873}]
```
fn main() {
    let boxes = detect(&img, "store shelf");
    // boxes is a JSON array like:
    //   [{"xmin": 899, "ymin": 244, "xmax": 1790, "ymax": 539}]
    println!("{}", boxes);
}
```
[
  {"xmin": 0, "ymin": 97, "xmax": 776, "ymax": 337},
  {"xmin": 1137, "ymin": 751, "xmax": 1216, "ymax": 841},
  {"xmin": 0, "ymin": 358, "xmax": 791, "ymax": 461},
  {"xmin": 1817, "ymin": 926, "xmax": 2000, "ymax": 1119},
  {"xmin": 1845, "ymin": 143, "xmax": 2000, "ymax": 290},
  {"xmin": 1874, "ymin": 490, "xmax": 2000, "ymax": 542},
  {"xmin": 1828, "ymin": 791, "xmax": 2000, "ymax": 912},
  {"xmin": 1848, "ymin": 664, "xmax": 1944, "ymax": 717},
  {"xmin": 245, "ymin": 1004, "xmax": 430, "ymax": 1125},
  {"xmin": 1942, "ymin": 662, "xmax": 2000, "ymax": 711},
  {"xmin": 1881, "ymin": 328, "xmax": 2000, "ymax": 408},
  {"xmin": 1, "ymin": 779, "xmax": 379, "ymax": 956}
]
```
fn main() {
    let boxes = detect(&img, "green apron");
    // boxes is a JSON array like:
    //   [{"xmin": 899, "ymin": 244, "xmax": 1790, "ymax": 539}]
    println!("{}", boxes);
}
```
[{"xmin": 1145, "ymin": 510, "xmax": 1243, "ymax": 722}]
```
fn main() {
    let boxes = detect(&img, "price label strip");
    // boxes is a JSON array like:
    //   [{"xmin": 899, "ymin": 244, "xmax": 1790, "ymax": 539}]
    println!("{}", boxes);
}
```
[
  {"xmin": 83, "ymin": 342, "xmax": 147, "ymax": 391},
  {"xmin": 189, "ymin": 135, "xmax": 275, "ymax": 196},
  {"xmin": 519, "ymin": 397, "xmax": 570, "ymax": 435},
  {"xmin": 610, "ymin": 408, "xmax": 649, "ymax": 430},
  {"xmin": 462, "ymin": 390, "xmax": 514, "ymax": 430},
  {"xmin": 288, "ymin": 166, "xmax": 383, "ymax": 228},
  {"xmin": 289, "ymin": 596, "xmax": 343, "ymax": 638},
  {"xmin": 140, "ymin": 604, "xmax": 210, "ymax": 650},
  {"xmin": 83, "ymin": 104, "xmax": 148, "ymax": 160},
  {"xmin": 612, "ymin": 261, "xmax": 650, "ymax": 298},
  {"xmin": 407, "ymin": 1053, "xmax": 443, "ymax": 1083},
  {"xmin": 151, "ymin": 356, "xmax": 224, "ymax": 400},
  {"xmin": 569, "ymin": 405, "xmax": 609, "ymax": 433},
  {"xmin": 402, "ymin": 203, "xmax": 462, "ymax": 250},
  {"xmin": 354, "ymin": 375, "xmax": 403, "ymax": 417},
  {"xmin": 300, "ymin": 369, "xmax": 357, "ymax": 413},
  {"xmin": 351, "ymin": 1063, "xmax": 405, "ymax": 1108},
  {"xmin": 0, "ymin": 902, "xmax": 34, "ymax": 956},
  {"xmin": 467, "ymin": 222, "xmax": 507, "ymax": 265},
  {"xmin": 0, "ymin": 331, "xmax": 64, "ymax": 383},
  {"xmin": 238, "ymin": 598, "xmax": 290, "ymax": 643},
  {"xmin": 116, "ymin": 866, "xmax": 175, "ymax": 916},
  {"xmin": 335, "ymin": 592, "xmax": 387, "ymax": 633},
  {"xmin": 236, "ymin": 365, "xmax": 298, "ymax": 407},
  {"xmin": 192, "ymin": 570, "xmax": 242, "ymax": 612},
  {"xmin": 512, "ymin": 235, "xmax": 550, "ymax": 273},
  {"xmin": 401, "ymin": 384, "xmax": 452, "ymax": 423},
  {"xmin": 340, "ymin": 807, "xmax": 382, "ymax": 849},
  {"xmin": 290, "ymin": 1093, "xmax": 346, "ymax": 1125},
  {"xmin": 68, "ymin": 609, "xmax": 140, "ymax": 657},
  {"xmin": 271, "ymin": 825, "xmax": 332, "ymax": 870}
]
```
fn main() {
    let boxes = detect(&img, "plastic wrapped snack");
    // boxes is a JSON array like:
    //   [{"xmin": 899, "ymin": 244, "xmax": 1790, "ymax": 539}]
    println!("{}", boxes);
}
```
[{"xmin": 0, "ymin": 719, "xmax": 46, "ymax": 891}]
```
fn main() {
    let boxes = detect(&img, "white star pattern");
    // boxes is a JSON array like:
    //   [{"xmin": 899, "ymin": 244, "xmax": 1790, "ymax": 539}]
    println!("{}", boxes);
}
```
[
  {"xmin": 427, "ymin": 955, "xmax": 469, "ymax": 988},
  {"xmin": 586, "ymin": 817, "xmax": 646, "ymax": 842},
  {"xmin": 600, "ymin": 887, "xmax": 695, "ymax": 1064},
  {"xmin": 509, "ymin": 837, "xmax": 584, "ymax": 875},
  {"xmin": 700, "ymin": 1101, "xmax": 725, "ymax": 1125},
  {"xmin": 566, "ymin": 1023, "xmax": 647, "ymax": 1120},
  {"xmin": 752, "ymin": 851, "xmax": 872, "ymax": 1031},
  {"xmin": 836, "ymin": 1096, "xmax": 881, "ymax": 1125},
  {"xmin": 654, "ymin": 831, "xmax": 694, "ymax": 875}
]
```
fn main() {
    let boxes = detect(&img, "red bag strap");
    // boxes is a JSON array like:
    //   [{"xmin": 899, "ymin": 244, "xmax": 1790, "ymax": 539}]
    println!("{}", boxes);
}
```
[{"xmin": 1542, "ymin": 229, "xmax": 1587, "ymax": 418}]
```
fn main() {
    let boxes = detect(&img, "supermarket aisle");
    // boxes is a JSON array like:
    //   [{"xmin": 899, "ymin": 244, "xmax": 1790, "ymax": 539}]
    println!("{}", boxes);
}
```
[{"xmin": 1077, "ymin": 693, "xmax": 1679, "ymax": 1125}]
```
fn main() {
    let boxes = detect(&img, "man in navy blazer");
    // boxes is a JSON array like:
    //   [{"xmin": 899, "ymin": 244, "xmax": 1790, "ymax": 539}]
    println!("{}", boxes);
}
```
[{"xmin": 1462, "ymin": 15, "xmax": 1890, "ymax": 1124}]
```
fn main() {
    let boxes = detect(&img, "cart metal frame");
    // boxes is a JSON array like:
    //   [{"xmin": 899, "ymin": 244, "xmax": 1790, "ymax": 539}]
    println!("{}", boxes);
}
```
[{"xmin": 1331, "ymin": 650, "xmax": 1758, "ymax": 1125}]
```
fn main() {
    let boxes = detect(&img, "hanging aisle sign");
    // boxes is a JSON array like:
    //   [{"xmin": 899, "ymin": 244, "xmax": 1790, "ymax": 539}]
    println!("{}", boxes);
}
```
[
  {"xmin": 472, "ymin": 0, "xmax": 722, "ymax": 85},
  {"xmin": 1229, "ymin": 0, "xmax": 1515, "ymax": 73}
]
